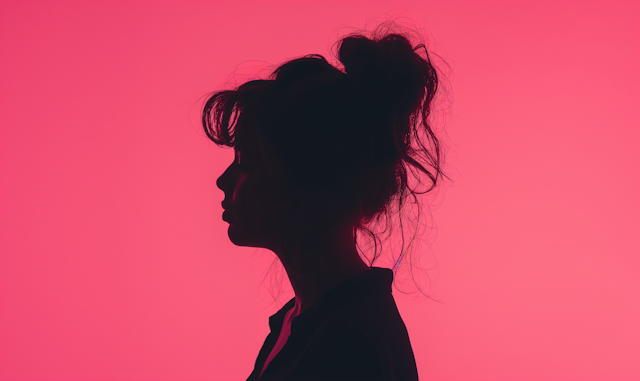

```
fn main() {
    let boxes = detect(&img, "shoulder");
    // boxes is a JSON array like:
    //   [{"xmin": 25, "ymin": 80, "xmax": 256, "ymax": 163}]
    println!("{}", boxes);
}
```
[
  {"xmin": 305, "ymin": 320, "xmax": 385, "ymax": 381},
  {"xmin": 310, "ymin": 293, "xmax": 418, "ymax": 381}
]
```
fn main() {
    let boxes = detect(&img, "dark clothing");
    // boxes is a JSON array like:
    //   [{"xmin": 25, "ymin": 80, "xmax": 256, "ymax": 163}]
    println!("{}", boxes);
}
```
[{"xmin": 246, "ymin": 267, "xmax": 419, "ymax": 381}]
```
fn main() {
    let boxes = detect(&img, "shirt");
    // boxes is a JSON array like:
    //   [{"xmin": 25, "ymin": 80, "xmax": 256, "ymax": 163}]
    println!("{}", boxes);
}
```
[{"xmin": 246, "ymin": 267, "xmax": 419, "ymax": 381}]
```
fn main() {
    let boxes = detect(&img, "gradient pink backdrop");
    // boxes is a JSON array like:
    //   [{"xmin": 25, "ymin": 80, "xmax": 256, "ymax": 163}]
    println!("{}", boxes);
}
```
[{"xmin": 1, "ymin": 1, "xmax": 639, "ymax": 380}]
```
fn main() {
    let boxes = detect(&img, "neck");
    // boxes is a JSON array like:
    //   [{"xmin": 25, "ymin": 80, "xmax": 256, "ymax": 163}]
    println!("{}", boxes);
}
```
[
  {"xmin": 286, "ymin": 256, "xmax": 369, "ymax": 316},
  {"xmin": 275, "ymin": 226, "xmax": 370, "ymax": 316}
]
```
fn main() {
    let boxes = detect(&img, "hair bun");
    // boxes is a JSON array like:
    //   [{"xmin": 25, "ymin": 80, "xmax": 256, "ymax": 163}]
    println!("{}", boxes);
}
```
[
  {"xmin": 338, "ymin": 36, "xmax": 381, "ymax": 77},
  {"xmin": 338, "ymin": 33, "xmax": 425, "ymax": 114}
]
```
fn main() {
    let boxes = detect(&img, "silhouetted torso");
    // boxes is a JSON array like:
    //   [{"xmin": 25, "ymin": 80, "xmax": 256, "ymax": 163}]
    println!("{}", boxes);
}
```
[{"xmin": 247, "ymin": 267, "xmax": 419, "ymax": 381}]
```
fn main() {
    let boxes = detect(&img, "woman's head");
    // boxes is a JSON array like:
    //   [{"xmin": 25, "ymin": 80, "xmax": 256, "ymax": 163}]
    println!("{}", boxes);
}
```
[{"xmin": 205, "ymin": 25, "xmax": 448, "ymax": 279}]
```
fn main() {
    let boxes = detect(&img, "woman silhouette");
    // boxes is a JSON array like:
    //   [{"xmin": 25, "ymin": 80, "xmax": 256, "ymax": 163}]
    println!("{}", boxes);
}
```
[{"xmin": 203, "ymin": 25, "xmax": 445, "ymax": 381}]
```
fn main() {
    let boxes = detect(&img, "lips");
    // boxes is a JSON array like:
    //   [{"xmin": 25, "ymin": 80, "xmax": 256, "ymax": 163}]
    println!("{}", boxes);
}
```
[
  {"xmin": 222, "ymin": 211, "xmax": 235, "ymax": 222},
  {"xmin": 221, "ymin": 200, "xmax": 235, "ymax": 222}
]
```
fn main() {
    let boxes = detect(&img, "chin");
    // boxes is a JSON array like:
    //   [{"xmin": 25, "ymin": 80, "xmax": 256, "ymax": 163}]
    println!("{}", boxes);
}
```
[{"xmin": 227, "ymin": 226, "xmax": 262, "ymax": 248}]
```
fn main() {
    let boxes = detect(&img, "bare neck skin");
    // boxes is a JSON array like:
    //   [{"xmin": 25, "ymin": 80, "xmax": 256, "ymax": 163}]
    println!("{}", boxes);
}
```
[{"xmin": 273, "ymin": 222, "xmax": 370, "ymax": 318}]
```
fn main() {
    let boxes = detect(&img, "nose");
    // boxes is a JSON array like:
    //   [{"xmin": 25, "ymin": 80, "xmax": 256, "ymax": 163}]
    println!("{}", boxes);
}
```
[
  {"xmin": 216, "ymin": 171, "xmax": 226, "ymax": 193},
  {"xmin": 216, "ymin": 163, "xmax": 233, "ymax": 193}
]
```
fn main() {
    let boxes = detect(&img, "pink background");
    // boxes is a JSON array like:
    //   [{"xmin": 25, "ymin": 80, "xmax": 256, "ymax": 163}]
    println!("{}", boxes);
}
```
[{"xmin": 1, "ymin": 1, "xmax": 639, "ymax": 380}]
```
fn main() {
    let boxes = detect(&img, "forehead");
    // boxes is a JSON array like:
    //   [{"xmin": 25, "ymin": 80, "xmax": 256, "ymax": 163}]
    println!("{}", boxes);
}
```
[{"xmin": 234, "ymin": 108, "xmax": 261, "ymax": 153}]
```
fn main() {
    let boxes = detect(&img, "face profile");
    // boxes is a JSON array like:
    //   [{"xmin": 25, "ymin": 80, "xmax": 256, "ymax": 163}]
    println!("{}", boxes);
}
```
[{"xmin": 216, "ymin": 111, "xmax": 283, "ymax": 251}]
